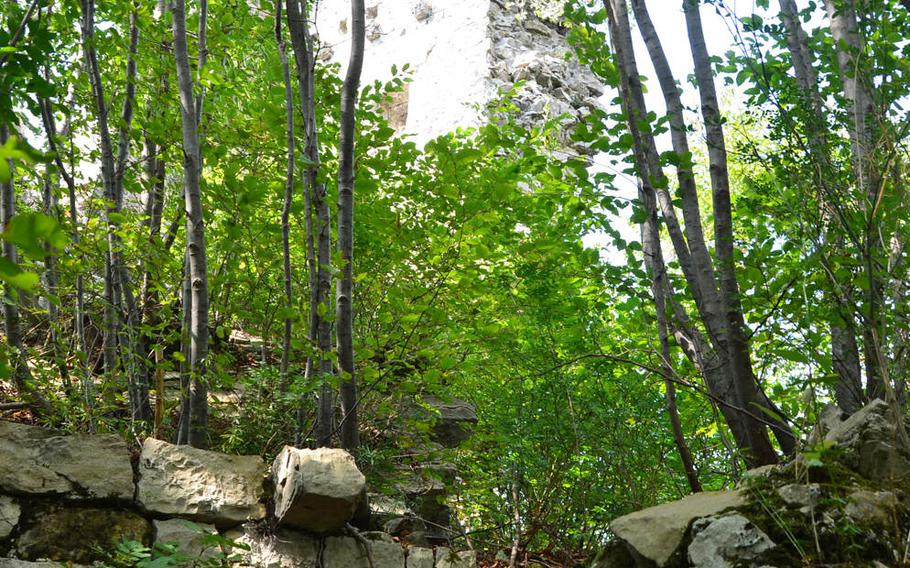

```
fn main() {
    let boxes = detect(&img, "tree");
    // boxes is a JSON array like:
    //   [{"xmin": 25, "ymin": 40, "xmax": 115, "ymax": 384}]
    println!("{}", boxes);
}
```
[
  {"xmin": 172, "ymin": 0, "xmax": 210, "ymax": 448},
  {"xmin": 79, "ymin": 0, "xmax": 152, "ymax": 424},
  {"xmin": 336, "ymin": 0, "xmax": 366, "ymax": 450},
  {"xmin": 602, "ymin": 0, "xmax": 794, "ymax": 467},
  {"xmin": 286, "ymin": 0, "xmax": 334, "ymax": 447}
]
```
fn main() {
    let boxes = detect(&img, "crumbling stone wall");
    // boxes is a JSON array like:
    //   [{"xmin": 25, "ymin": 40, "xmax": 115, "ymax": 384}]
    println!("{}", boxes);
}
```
[{"xmin": 0, "ymin": 421, "xmax": 476, "ymax": 568}]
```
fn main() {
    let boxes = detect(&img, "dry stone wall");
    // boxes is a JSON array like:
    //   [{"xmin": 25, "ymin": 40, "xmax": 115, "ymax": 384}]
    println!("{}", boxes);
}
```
[{"xmin": 0, "ymin": 421, "xmax": 475, "ymax": 568}]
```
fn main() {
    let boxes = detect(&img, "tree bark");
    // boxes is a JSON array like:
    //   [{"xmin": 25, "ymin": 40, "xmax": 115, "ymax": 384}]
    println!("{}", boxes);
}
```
[
  {"xmin": 286, "ymin": 0, "xmax": 334, "ymax": 447},
  {"xmin": 80, "ymin": 0, "xmax": 152, "ymax": 423},
  {"xmin": 276, "ymin": 2, "xmax": 295, "ymax": 386},
  {"xmin": 336, "ymin": 0, "xmax": 365, "ymax": 451},
  {"xmin": 777, "ymin": 0, "xmax": 865, "ymax": 415},
  {"xmin": 172, "ymin": 0, "xmax": 210, "ymax": 448},
  {"xmin": 683, "ymin": 0, "xmax": 783, "ymax": 465}
]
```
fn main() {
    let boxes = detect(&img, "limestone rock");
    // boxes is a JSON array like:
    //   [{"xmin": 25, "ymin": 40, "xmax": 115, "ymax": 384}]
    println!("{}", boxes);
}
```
[
  {"xmin": 423, "ymin": 397, "xmax": 477, "ymax": 448},
  {"xmin": 0, "ymin": 495, "xmax": 21, "ymax": 539},
  {"xmin": 610, "ymin": 490, "xmax": 746, "ymax": 567},
  {"xmin": 154, "ymin": 519, "xmax": 219, "ymax": 560},
  {"xmin": 271, "ymin": 446, "xmax": 366, "ymax": 533},
  {"xmin": 589, "ymin": 539, "xmax": 636, "ymax": 568},
  {"xmin": 407, "ymin": 546, "xmax": 435, "ymax": 568},
  {"xmin": 226, "ymin": 525, "xmax": 319, "ymax": 568},
  {"xmin": 434, "ymin": 548, "xmax": 476, "ymax": 568},
  {"xmin": 15, "ymin": 504, "xmax": 151, "ymax": 564},
  {"xmin": 324, "ymin": 532, "xmax": 405, "ymax": 568},
  {"xmin": 687, "ymin": 514, "xmax": 776, "ymax": 568},
  {"xmin": 776, "ymin": 483, "xmax": 819, "ymax": 508},
  {"xmin": 845, "ymin": 490, "xmax": 898, "ymax": 528},
  {"xmin": 824, "ymin": 399, "xmax": 910, "ymax": 487},
  {"xmin": 0, "ymin": 421, "xmax": 133, "ymax": 501},
  {"xmin": 137, "ymin": 438, "xmax": 266, "ymax": 526}
]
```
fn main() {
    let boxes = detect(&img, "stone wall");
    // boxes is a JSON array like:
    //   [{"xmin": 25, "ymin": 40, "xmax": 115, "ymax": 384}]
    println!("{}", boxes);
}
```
[
  {"xmin": 0, "ymin": 421, "xmax": 476, "ymax": 568},
  {"xmin": 315, "ymin": 0, "xmax": 602, "ymax": 149}
]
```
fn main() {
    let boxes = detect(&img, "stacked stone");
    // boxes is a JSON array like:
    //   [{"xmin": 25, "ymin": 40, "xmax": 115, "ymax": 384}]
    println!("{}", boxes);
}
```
[{"xmin": 0, "ymin": 421, "xmax": 476, "ymax": 568}]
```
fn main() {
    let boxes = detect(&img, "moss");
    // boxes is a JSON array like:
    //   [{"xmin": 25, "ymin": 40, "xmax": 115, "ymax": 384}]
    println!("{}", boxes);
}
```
[{"xmin": 736, "ymin": 455, "xmax": 908, "ymax": 567}]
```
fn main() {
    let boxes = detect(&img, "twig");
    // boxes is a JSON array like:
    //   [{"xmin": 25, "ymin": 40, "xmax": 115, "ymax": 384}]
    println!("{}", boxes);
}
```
[{"xmin": 0, "ymin": 402, "xmax": 29, "ymax": 411}]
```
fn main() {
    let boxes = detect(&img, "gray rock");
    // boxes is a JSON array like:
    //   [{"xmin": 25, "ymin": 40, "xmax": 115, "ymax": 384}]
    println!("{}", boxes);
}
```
[
  {"xmin": 845, "ymin": 489, "xmax": 898, "ymax": 528},
  {"xmin": 271, "ymin": 446, "xmax": 366, "ymax": 533},
  {"xmin": 0, "ymin": 495, "xmax": 20, "ymax": 539},
  {"xmin": 0, "ymin": 421, "xmax": 133, "ymax": 501},
  {"xmin": 434, "ymin": 548, "xmax": 476, "ymax": 568},
  {"xmin": 589, "ymin": 539, "xmax": 636, "ymax": 568},
  {"xmin": 15, "ymin": 503, "xmax": 151, "ymax": 564},
  {"xmin": 324, "ymin": 532, "xmax": 405, "ymax": 568},
  {"xmin": 611, "ymin": 490, "xmax": 746, "ymax": 567},
  {"xmin": 824, "ymin": 399, "xmax": 910, "ymax": 487},
  {"xmin": 422, "ymin": 396, "xmax": 477, "ymax": 448},
  {"xmin": 153, "ymin": 519, "xmax": 218, "ymax": 560},
  {"xmin": 225, "ymin": 525, "xmax": 319, "ymax": 568},
  {"xmin": 407, "ymin": 546, "xmax": 435, "ymax": 568},
  {"xmin": 687, "ymin": 514, "xmax": 775, "ymax": 568},
  {"xmin": 776, "ymin": 483, "xmax": 819, "ymax": 508},
  {"xmin": 137, "ymin": 438, "xmax": 266, "ymax": 526},
  {"xmin": 413, "ymin": 1, "xmax": 432, "ymax": 22}
]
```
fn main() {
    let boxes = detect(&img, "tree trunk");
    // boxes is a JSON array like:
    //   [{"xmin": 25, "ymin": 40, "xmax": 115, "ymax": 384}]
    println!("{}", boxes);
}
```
[
  {"xmin": 39, "ymin": 97, "xmax": 93, "ymax": 429},
  {"xmin": 276, "ymin": 2, "xmax": 295, "ymax": 386},
  {"xmin": 80, "ymin": 0, "xmax": 152, "ymax": 423},
  {"xmin": 172, "ymin": 0, "xmax": 210, "ymax": 448},
  {"xmin": 286, "ymin": 0, "xmax": 334, "ymax": 447},
  {"xmin": 606, "ymin": 0, "xmax": 787, "ymax": 466},
  {"xmin": 336, "ymin": 0, "xmax": 366, "ymax": 451}
]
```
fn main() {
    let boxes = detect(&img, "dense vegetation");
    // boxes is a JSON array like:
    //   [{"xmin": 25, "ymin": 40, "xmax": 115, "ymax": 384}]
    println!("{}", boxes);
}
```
[{"xmin": 1, "ymin": 0, "xmax": 908, "ymax": 563}]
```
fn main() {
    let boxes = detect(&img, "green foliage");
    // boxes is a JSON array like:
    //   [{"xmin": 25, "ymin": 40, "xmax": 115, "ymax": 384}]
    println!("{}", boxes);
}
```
[{"xmin": 102, "ymin": 525, "xmax": 247, "ymax": 568}]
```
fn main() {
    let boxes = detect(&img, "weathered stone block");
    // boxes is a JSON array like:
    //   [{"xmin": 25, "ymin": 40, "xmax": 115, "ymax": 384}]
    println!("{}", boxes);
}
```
[
  {"xmin": 154, "ymin": 518, "xmax": 219, "ymax": 560},
  {"xmin": 687, "ymin": 514, "xmax": 776, "ymax": 568},
  {"xmin": 137, "ymin": 438, "xmax": 266, "ymax": 526},
  {"xmin": 271, "ymin": 446, "xmax": 365, "ymax": 533},
  {"xmin": 610, "ymin": 490, "xmax": 746, "ymax": 567},
  {"xmin": 407, "ymin": 546, "xmax": 435, "ymax": 568},
  {"xmin": 225, "ymin": 524, "xmax": 319, "ymax": 568},
  {"xmin": 324, "ymin": 533, "xmax": 405, "ymax": 568},
  {"xmin": 0, "ymin": 421, "xmax": 133, "ymax": 501},
  {"xmin": 15, "ymin": 504, "xmax": 151, "ymax": 564},
  {"xmin": 434, "ymin": 548, "xmax": 476, "ymax": 568},
  {"xmin": 0, "ymin": 495, "xmax": 20, "ymax": 539}
]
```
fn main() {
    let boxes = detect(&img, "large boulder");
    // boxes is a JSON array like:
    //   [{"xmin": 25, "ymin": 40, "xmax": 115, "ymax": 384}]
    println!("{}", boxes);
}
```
[
  {"xmin": 14, "ymin": 503, "xmax": 151, "ymax": 564},
  {"xmin": 0, "ymin": 421, "xmax": 133, "ymax": 501},
  {"xmin": 137, "ymin": 438, "xmax": 266, "ymax": 526},
  {"xmin": 687, "ymin": 514, "xmax": 776, "ymax": 568},
  {"xmin": 0, "ymin": 495, "xmax": 20, "ymax": 539},
  {"xmin": 610, "ymin": 490, "xmax": 746, "ymax": 567},
  {"xmin": 823, "ymin": 399, "xmax": 910, "ymax": 488},
  {"xmin": 271, "ymin": 446, "xmax": 366, "ymax": 533}
]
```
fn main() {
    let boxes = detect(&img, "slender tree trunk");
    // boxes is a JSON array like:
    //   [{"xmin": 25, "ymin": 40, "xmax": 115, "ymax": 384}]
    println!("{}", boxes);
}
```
[
  {"xmin": 42, "ymin": 167, "xmax": 70, "ymax": 393},
  {"xmin": 276, "ymin": 2, "xmax": 295, "ymax": 386},
  {"xmin": 39, "ymin": 97, "xmax": 93, "ymax": 429},
  {"xmin": 0, "ymin": 125, "xmax": 51, "ymax": 417},
  {"xmin": 682, "ymin": 0, "xmax": 787, "ymax": 463},
  {"xmin": 286, "ymin": 0, "xmax": 334, "ymax": 446},
  {"xmin": 336, "ymin": 0, "xmax": 366, "ymax": 451},
  {"xmin": 778, "ymin": 0, "xmax": 865, "ymax": 414},
  {"xmin": 607, "ymin": 0, "xmax": 787, "ymax": 466},
  {"xmin": 172, "ymin": 0, "xmax": 210, "ymax": 448},
  {"xmin": 80, "ymin": 0, "xmax": 152, "ymax": 423}
]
